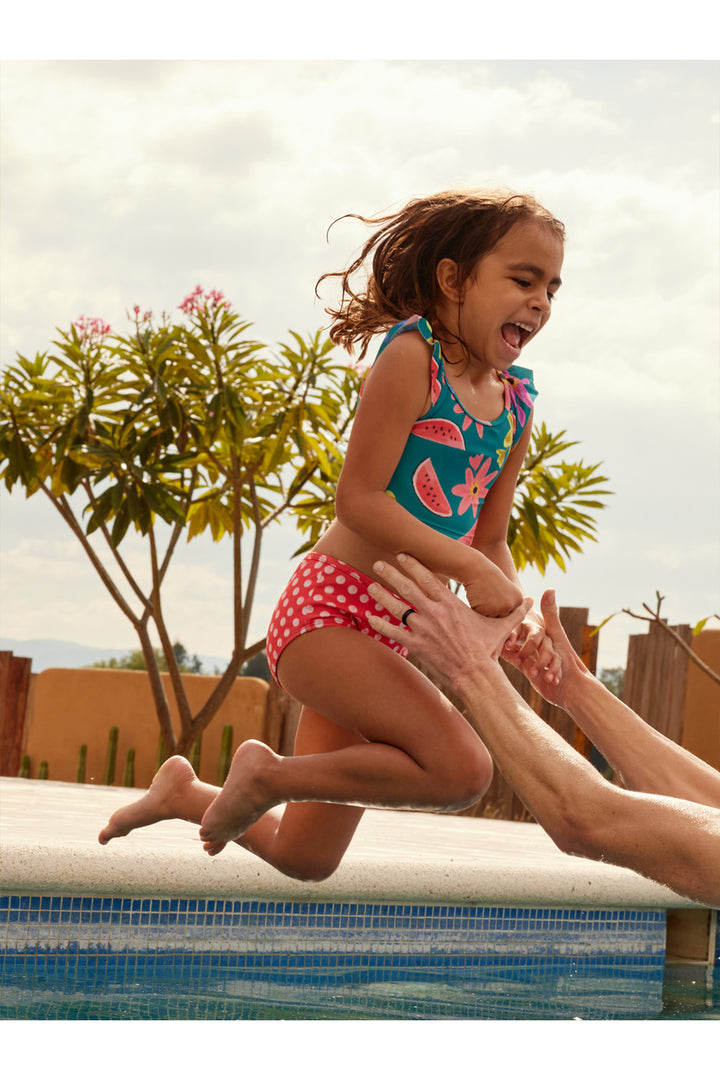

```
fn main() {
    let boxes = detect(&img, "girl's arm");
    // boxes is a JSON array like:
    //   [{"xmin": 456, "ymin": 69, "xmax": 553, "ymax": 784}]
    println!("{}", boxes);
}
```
[
  {"xmin": 470, "ymin": 415, "xmax": 560, "ymax": 677},
  {"xmin": 335, "ymin": 335, "xmax": 522, "ymax": 614},
  {"xmin": 465, "ymin": 413, "xmax": 532, "ymax": 608}
]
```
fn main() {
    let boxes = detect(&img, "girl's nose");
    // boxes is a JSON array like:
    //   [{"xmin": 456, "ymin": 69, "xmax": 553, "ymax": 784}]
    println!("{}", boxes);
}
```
[{"xmin": 531, "ymin": 289, "xmax": 552, "ymax": 314}]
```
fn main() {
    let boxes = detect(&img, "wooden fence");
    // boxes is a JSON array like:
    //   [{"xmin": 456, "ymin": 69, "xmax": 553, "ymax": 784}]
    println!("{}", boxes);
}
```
[
  {"xmin": 0, "ymin": 651, "xmax": 32, "ymax": 778},
  {"xmin": 622, "ymin": 620, "xmax": 692, "ymax": 744}
]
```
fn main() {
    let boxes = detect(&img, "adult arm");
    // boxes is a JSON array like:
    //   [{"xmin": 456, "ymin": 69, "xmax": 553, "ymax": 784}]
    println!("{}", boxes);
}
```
[
  {"xmin": 502, "ymin": 589, "xmax": 720, "ymax": 810},
  {"xmin": 366, "ymin": 556, "xmax": 720, "ymax": 906}
]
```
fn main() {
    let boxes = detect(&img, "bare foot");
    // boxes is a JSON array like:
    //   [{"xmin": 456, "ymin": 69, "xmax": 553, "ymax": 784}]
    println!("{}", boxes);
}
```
[
  {"xmin": 98, "ymin": 756, "xmax": 199, "ymax": 844},
  {"xmin": 199, "ymin": 740, "xmax": 279, "ymax": 854}
]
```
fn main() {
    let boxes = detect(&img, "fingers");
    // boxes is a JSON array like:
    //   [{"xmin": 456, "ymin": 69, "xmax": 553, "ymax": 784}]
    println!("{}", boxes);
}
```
[
  {"xmin": 367, "ymin": 610, "xmax": 411, "ymax": 646},
  {"xmin": 373, "ymin": 554, "xmax": 446, "ymax": 606},
  {"xmin": 503, "ymin": 596, "xmax": 534, "ymax": 634},
  {"xmin": 366, "ymin": 579, "xmax": 408, "ymax": 622},
  {"xmin": 539, "ymin": 589, "xmax": 566, "ymax": 640}
]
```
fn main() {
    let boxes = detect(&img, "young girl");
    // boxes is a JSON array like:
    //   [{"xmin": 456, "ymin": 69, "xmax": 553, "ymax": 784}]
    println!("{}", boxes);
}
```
[{"xmin": 99, "ymin": 188, "xmax": 565, "ymax": 880}]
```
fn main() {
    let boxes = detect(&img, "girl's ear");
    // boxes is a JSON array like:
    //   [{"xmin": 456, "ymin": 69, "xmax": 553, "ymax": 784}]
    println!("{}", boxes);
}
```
[{"xmin": 436, "ymin": 259, "xmax": 462, "ymax": 303}]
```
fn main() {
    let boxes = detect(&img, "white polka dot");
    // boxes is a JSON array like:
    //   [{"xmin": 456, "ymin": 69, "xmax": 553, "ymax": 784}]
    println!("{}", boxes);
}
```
[
  {"xmin": 348, "ymin": 585, "xmax": 357, "ymax": 594},
  {"xmin": 337, "ymin": 595, "xmax": 346, "ymax": 604},
  {"xmin": 336, "ymin": 575, "xmax": 346, "ymax": 584},
  {"xmin": 360, "ymin": 594, "xmax": 369, "ymax": 603}
]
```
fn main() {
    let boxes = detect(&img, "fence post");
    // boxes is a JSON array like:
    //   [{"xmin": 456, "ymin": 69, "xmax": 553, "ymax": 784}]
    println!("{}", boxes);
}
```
[
  {"xmin": 0, "ymin": 651, "xmax": 32, "ymax": 777},
  {"xmin": 622, "ymin": 620, "xmax": 692, "ymax": 743}
]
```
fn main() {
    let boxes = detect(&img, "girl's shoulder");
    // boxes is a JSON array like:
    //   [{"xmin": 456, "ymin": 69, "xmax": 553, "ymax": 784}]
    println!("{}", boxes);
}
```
[
  {"xmin": 501, "ymin": 364, "xmax": 538, "ymax": 400},
  {"xmin": 499, "ymin": 364, "xmax": 538, "ymax": 431},
  {"xmin": 375, "ymin": 315, "xmax": 433, "ymax": 360}
]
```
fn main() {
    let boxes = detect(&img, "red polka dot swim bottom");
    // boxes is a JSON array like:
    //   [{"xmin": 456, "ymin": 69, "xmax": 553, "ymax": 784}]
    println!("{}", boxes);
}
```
[{"xmin": 266, "ymin": 552, "xmax": 408, "ymax": 687}]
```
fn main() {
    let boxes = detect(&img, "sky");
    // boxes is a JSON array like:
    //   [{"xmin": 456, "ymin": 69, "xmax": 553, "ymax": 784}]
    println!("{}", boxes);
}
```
[{"xmin": 1, "ymin": 15, "xmax": 719, "ymax": 676}]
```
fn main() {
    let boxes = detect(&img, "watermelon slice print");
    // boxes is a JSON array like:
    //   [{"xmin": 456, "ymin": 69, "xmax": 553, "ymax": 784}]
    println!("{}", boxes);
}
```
[
  {"xmin": 410, "ymin": 418, "xmax": 466, "ymax": 449},
  {"xmin": 412, "ymin": 458, "xmax": 452, "ymax": 517}
]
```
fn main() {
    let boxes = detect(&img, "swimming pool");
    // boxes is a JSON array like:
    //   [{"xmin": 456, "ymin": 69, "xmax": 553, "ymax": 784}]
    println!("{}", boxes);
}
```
[
  {"xmin": 2, "ymin": 894, "xmax": 717, "ymax": 1020},
  {"xmin": 1, "ymin": 779, "xmax": 717, "ymax": 1021}
]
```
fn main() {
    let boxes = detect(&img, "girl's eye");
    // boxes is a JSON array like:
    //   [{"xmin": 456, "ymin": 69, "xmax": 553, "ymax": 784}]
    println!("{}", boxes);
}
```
[{"xmin": 513, "ymin": 277, "xmax": 558, "ymax": 302}]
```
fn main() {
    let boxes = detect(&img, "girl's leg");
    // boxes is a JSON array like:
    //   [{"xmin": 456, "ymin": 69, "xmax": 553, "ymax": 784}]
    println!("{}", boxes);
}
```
[
  {"xmin": 98, "ymin": 707, "xmax": 366, "ymax": 882},
  {"xmin": 232, "ymin": 706, "xmax": 369, "ymax": 880},
  {"xmin": 199, "ymin": 627, "xmax": 493, "ymax": 851},
  {"xmin": 98, "ymin": 755, "xmax": 219, "ymax": 844}
]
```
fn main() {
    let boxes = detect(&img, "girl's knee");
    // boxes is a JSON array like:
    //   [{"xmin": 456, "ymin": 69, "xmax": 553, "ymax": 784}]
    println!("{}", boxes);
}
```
[
  {"xmin": 441, "ymin": 743, "xmax": 494, "ymax": 810},
  {"xmin": 275, "ymin": 849, "xmax": 343, "ymax": 883}
]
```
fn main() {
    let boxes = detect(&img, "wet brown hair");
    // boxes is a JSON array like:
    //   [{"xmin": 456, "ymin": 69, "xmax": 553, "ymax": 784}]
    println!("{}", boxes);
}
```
[{"xmin": 317, "ymin": 188, "xmax": 565, "ymax": 361}]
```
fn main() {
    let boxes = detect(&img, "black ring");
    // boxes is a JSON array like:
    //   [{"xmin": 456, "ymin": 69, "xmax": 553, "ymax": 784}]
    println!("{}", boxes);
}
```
[{"xmin": 401, "ymin": 608, "xmax": 415, "ymax": 626}]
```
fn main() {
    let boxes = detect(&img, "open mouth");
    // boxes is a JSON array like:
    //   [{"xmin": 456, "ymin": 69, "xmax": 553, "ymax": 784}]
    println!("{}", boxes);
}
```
[{"xmin": 501, "ymin": 322, "xmax": 534, "ymax": 349}]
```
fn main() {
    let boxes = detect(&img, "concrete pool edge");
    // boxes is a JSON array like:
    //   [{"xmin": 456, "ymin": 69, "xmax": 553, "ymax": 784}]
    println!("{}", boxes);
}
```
[{"xmin": 0, "ymin": 777, "xmax": 699, "ymax": 909}]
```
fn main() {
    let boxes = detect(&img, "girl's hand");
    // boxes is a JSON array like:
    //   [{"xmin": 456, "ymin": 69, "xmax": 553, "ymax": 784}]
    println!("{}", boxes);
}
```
[
  {"xmin": 464, "ymin": 575, "xmax": 524, "ymax": 618},
  {"xmin": 503, "ymin": 611, "xmax": 562, "ymax": 684}
]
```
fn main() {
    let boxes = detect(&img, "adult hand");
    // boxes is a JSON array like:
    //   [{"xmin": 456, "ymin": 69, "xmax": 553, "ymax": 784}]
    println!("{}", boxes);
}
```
[
  {"xmin": 502, "ymin": 588, "xmax": 588, "ymax": 705},
  {"xmin": 367, "ymin": 554, "xmax": 532, "ymax": 681}
]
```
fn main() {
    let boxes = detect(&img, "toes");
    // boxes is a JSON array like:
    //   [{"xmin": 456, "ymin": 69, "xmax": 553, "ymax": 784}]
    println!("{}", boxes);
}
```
[{"xmin": 202, "ymin": 838, "xmax": 226, "ymax": 857}]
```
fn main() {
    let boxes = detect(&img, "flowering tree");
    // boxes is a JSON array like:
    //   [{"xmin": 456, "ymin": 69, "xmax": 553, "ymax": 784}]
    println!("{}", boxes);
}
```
[
  {"xmin": 1, "ymin": 287, "xmax": 610, "ymax": 757},
  {"xmin": 0, "ymin": 288, "xmax": 358, "ymax": 755}
]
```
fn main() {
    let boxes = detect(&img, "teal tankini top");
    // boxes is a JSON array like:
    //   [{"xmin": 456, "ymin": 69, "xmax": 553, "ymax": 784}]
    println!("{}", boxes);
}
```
[{"xmin": 376, "ymin": 316, "xmax": 537, "ymax": 546}]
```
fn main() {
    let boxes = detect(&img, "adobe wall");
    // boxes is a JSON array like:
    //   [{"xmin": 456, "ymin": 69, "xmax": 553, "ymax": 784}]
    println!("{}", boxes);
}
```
[
  {"xmin": 22, "ymin": 668, "xmax": 269, "ymax": 789},
  {"xmin": 681, "ymin": 629, "xmax": 720, "ymax": 769}
]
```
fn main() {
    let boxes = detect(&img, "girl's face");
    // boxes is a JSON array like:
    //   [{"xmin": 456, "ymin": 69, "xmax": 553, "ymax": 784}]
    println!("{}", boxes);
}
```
[{"xmin": 439, "ymin": 220, "xmax": 564, "ymax": 371}]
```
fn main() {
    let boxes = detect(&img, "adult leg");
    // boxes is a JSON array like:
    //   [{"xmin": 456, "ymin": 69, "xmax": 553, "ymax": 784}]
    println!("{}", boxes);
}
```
[{"xmin": 199, "ymin": 627, "xmax": 493, "ymax": 849}]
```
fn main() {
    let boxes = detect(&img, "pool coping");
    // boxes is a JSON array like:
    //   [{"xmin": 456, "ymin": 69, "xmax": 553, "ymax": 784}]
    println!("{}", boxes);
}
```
[{"xmin": 0, "ymin": 777, "xmax": 700, "ymax": 909}]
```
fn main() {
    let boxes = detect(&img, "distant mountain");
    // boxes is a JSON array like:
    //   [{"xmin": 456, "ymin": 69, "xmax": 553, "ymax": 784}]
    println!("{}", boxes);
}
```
[{"xmin": 0, "ymin": 637, "xmax": 231, "ymax": 675}]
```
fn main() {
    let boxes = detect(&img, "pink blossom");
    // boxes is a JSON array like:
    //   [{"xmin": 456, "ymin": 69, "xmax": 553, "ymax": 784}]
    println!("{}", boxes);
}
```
[
  {"xmin": 74, "ymin": 315, "xmax": 112, "ymax": 343},
  {"xmin": 179, "ymin": 285, "xmax": 231, "ymax": 317}
]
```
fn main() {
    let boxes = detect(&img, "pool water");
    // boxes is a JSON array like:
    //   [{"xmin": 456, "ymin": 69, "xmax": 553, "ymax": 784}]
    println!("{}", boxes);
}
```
[
  {"xmin": 1, "ymin": 895, "xmax": 717, "ymax": 1021},
  {"xmin": 2, "ymin": 951, "xmax": 718, "ymax": 1021}
]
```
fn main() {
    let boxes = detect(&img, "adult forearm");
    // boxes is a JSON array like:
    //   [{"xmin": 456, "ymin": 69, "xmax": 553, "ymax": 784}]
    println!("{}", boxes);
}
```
[
  {"xmin": 454, "ymin": 660, "xmax": 720, "ymax": 906},
  {"xmin": 453, "ymin": 661, "xmax": 602, "ymax": 836},
  {"xmin": 558, "ymin": 671, "xmax": 720, "ymax": 808}
]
